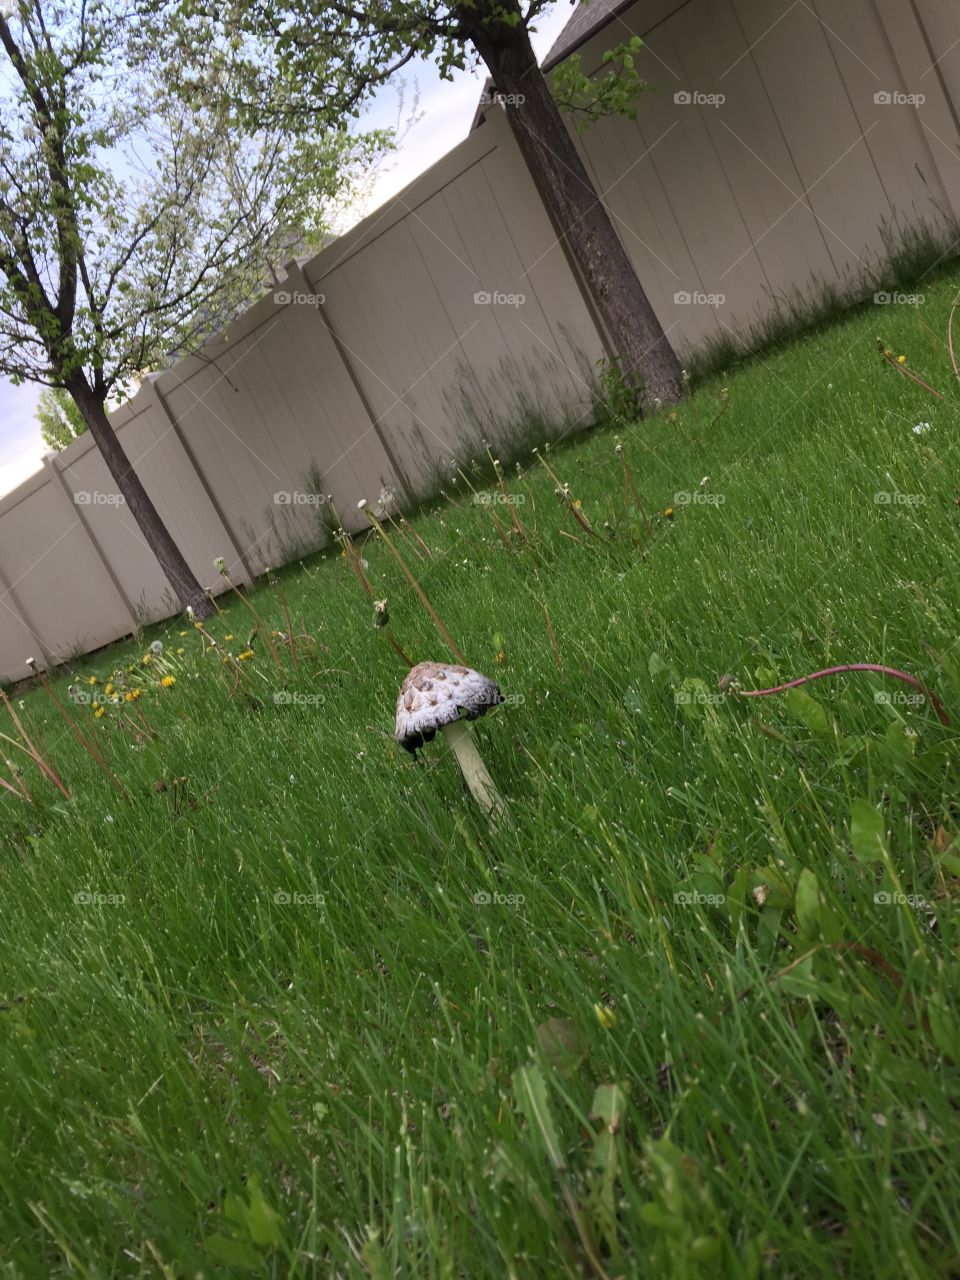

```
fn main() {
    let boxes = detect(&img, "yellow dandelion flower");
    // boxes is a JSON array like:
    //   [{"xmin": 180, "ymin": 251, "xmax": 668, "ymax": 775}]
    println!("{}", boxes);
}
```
[
  {"xmin": 194, "ymin": 621, "xmax": 203, "ymax": 630},
  {"xmin": 104, "ymin": 683, "xmax": 113, "ymax": 695},
  {"xmin": 224, "ymin": 634, "xmax": 234, "ymax": 642},
  {"xmin": 127, "ymin": 665, "xmax": 135, "ymax": 673},
  {"xmin": 160, "ymin": 675, "xmax": 176, "ymax": 688},
  {"xmin": 94, "ymin": 706, "xmax": 105, "ymax": 719},
  {"xmin": 883, "ymin": 347, "xmax": 893, "ymax": 358},
  {"xmin": 237, "ymin": 649, "xmax": 254, "ymax": 661},
  {"xmin": 664, "ymin": 507, "xmax": 674, "ymax": 519},
  {"xmin": 572, "ymin": 498, "xmax": 583, "ymax": 510},
  {"xmin": 87, "ymin": 675, "xmax": 98, "ymax": 685},
  {"xmin": 179, "ymin": 630, "xmax": 189, "ymax": 637},
  {"xmin": 594, "ymin": 1003, "xmax": 617, "ymax": 1030},
  {"xmin": 494, "ymin": 650, "xmax": 506, "ymax": 665},
  {"xmin": 176, "ymin": 647, "xmax": 185, "ymax": 656},
  {"xmin": 142, "ymin": 654, "xmax": 152, "ymax": 665},
  {"xmin": 125, "ymin": 689, "xmax": 143, "ymax": 702},
  {"xmin": 897, "ymin": 354, "xmax": 906, "ymax": 365}
]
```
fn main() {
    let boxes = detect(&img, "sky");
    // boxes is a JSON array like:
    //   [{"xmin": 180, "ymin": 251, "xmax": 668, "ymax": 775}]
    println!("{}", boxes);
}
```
[{"xmin": 0, "ymin": 4, "xmax": 574, "ymax": 500}]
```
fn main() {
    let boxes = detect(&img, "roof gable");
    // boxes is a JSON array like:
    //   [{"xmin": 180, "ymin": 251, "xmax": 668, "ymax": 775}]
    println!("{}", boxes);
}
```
[{"xmin": 542, "ymin": 0, "xmax": 637, "ymax": 69}]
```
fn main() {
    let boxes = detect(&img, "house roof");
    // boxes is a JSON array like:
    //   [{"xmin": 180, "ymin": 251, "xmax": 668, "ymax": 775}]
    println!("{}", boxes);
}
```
[{"xmin": 541, "ymin": 0, "xmax": 637, "ymax": 70}]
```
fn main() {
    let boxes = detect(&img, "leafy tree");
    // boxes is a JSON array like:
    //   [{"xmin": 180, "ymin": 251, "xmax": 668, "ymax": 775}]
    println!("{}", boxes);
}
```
[
  {"xmin": 36, "ymin": 385, "xmax": 87, "ymax": 450},
  {"xmin": 0, "ymin": 0, "xmax": 386, "ymax": 617},
  {"xmin": 159, "ymin": 0, "xmax": 685, "ymax": 408}
]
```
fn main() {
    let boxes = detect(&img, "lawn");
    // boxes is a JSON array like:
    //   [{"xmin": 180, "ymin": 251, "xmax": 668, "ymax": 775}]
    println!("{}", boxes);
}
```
[{"xmin": 2, "ymin": 271, "xmax": 960, "ymax": 1277}]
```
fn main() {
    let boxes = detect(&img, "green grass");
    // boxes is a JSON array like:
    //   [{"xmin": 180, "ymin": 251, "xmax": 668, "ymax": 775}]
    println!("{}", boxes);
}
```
[{"xmin": 3, "ymin": 270, "xmax": 960, "ymax": 1278}]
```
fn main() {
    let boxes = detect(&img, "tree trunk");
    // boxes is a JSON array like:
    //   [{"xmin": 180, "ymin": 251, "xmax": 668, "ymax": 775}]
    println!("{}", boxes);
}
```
[
  {"xmin": 461, "ymin": 3, "xmax": 685, "ymax": 409},
  {"xmin": 67, "ymin": 378, "xmax": 215, "ymax": 620}
]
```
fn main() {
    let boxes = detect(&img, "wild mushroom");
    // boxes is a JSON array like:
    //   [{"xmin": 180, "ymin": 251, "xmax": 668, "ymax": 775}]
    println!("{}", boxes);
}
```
[{"xmin": 396, "ymin": 661, "xmax": 506, "ymax": 818}]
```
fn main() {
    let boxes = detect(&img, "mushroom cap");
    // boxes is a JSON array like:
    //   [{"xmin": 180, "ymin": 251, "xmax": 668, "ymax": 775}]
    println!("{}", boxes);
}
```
[{"xmin": 396, "ymin": 661, "xmax": 503, "ymax": 752}]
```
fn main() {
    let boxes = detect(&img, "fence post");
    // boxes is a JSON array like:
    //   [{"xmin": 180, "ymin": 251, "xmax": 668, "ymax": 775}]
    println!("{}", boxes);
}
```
[
  {"xmin": 148, "ymin": 378, "xmax": 256, "ymax": 585},
  {"xmin": 43, "ymin": 453, "xmax": 140, "ymax": 632},
  {"xmin": 0, "ymin": 554, "xmax": 54, "ymax": 672},
  {"xmin": 283, "ymin": 260, "xmax": 417, "ymax": 506}
]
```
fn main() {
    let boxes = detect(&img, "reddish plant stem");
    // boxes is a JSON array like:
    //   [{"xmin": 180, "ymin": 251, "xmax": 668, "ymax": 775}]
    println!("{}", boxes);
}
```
[
  {"xmin": 387, "ymin": 514, "xmax": 425, "ymax": 561},
  {"xmin": 880, "ymin": 350, "xmax": 943, "ymax": 400},
  {"xmin": 405, "ymin": 521, "xmax": 434, "ymax": 560},
  {"xmin": 0, "ymin": 774, "xmax": 29, "ymax": 802},
  {"xmin": 730, "ymin": 663, "xmax": 949, "ymax": 726},
  {"xmin": 35, "ymin": 672, "xmax": 128, "ymax": 794},
  {"xmin": 1, "ymin": 691, "xmax": 71, "ymax": 799},
  {"xmin": 363, "ymin": 509, "xmax": 466, "ymax": 665},
  {"xmin": 222, "ymin": 575, "xmax": 282, "ymax": 669},
  {"xmin": 949, "ymin": 291, "xmax": 960, "ymax": 385}
]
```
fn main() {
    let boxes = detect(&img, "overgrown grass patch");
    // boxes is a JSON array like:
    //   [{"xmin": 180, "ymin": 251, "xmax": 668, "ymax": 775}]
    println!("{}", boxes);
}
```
[{"xmin": 2, "ymin": 271, "xmax": 960, "ymax": 1276}]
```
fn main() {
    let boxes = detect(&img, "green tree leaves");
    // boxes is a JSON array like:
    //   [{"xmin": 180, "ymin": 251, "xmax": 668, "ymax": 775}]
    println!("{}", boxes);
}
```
[
  {"xmin": 0, "ymin": 0, "xmax": 384, "ymax": 399},
  {"xmin": 36, "ymin": 386, "xmax": 87, "ymax": 451},
  {"xmin": 552, "ymin": 37, "xmax": 651, "ymax": 132}
]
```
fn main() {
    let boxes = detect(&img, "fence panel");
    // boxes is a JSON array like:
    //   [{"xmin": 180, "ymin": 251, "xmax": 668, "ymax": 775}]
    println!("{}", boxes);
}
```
[
  {"xmin": 158, "ymin": 281, "xmax": 399, "ymax": 567},
  {"xmin": 0, "ymin": 470, "xmax": 127, "ymax": 673},
  {"xmin": 310, "ymin": 110, "xmax": 605, "ymax": 493}
]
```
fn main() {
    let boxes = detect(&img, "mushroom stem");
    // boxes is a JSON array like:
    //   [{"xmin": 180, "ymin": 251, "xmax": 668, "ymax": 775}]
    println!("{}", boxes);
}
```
[{"xmin": 441, "ymin": 720, "xmax": 507, "ymax": 822}]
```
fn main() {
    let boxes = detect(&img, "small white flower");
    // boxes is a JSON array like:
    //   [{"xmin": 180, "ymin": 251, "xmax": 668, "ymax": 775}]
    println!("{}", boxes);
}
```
[
  {"xmin": 150, "ymin": 640, "xmax": 164, "ymax": 655},
  {"xmin": 913, "ymin": 422, "xmax": 931, "ymax": 435},
  {"xmin": 214, "ymin": 556, "xmax": 227, "ymax": 574},
  {"xmin": 357, "ymin": 498, "xmax": 369, "ymax": 510}
]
